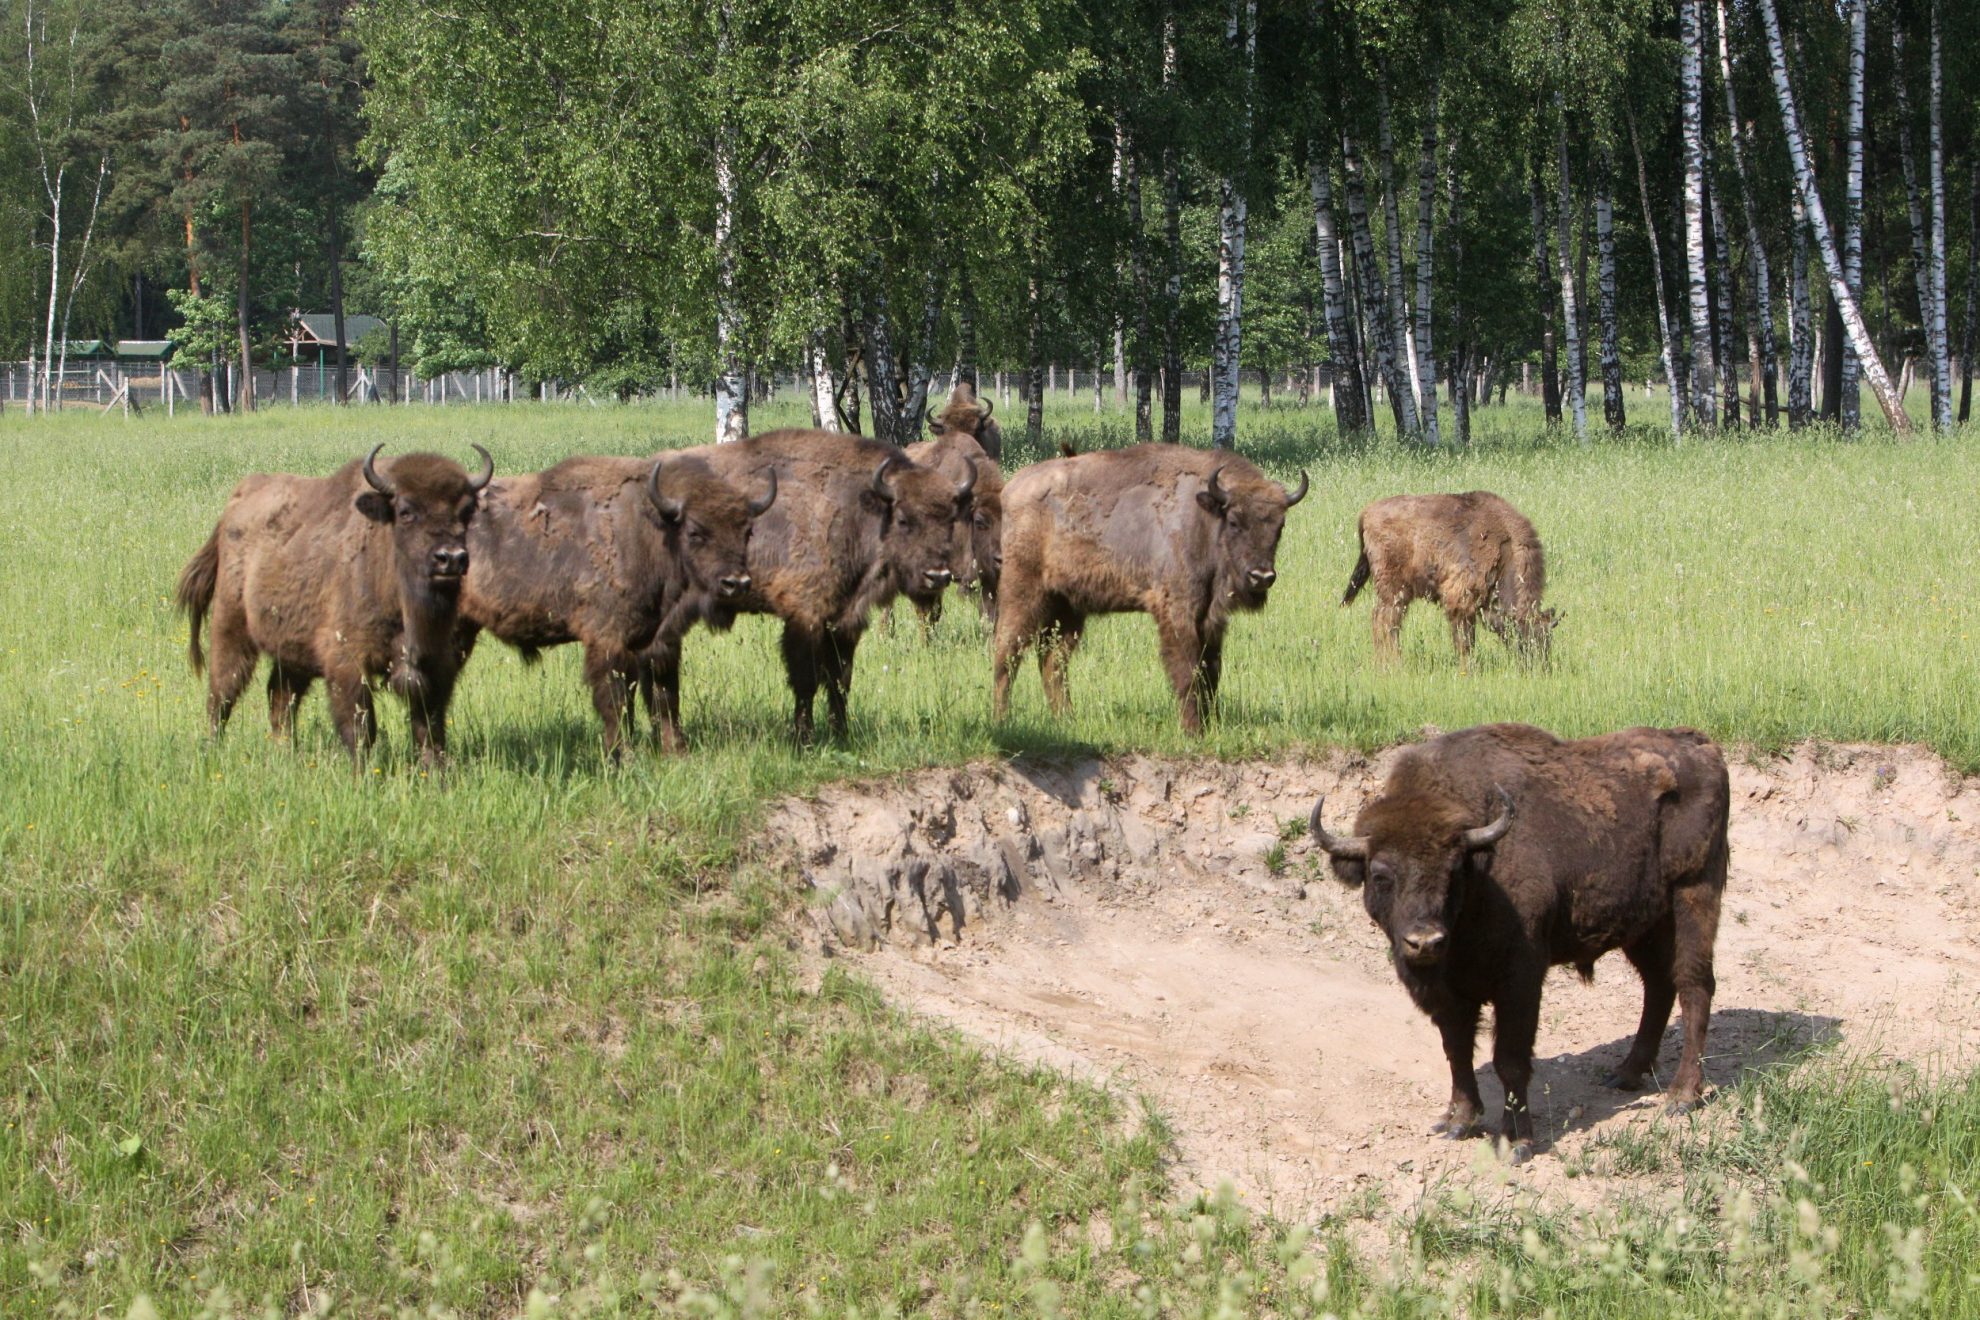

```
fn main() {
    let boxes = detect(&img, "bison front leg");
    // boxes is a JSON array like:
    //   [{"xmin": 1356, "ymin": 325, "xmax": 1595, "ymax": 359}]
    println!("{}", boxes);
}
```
[
  {"xmin": 1037, "ymin": 610, "xmax": 1085, "ymax": 717},
  {"xmin": 326, "ymin": 670, "xmax": 377, "ymax": 764},
  {"xmin": 1606, "ymin": 919, "xmax": 1679, "ymax": 1093},
  {"xmin": 779, "ymin": 624, "xmax": 823, "ymax": 745},
  {"xmin": 1432, "ymin": 1002, "xmax": 1486, "ymax": 1139},
  {"xmin": 1489, "ymin": 989, "xmax": 1543, "ymax": 1163},
  {"xmin": 991, "ymin": 586, "xmax": 1048, "ymax": 721},
  {"xmin": 1197, "ymin": 628, "xmax": 1226, "ymax": 711},
  {"xmin": 582, "ymin": 645, "xmax": 635, "ymax": 763},
  {"xmin": 1371, "ymin": 595, "xmax": 1407, "ymax": 667},
  {"xmin": 638, "ymin": 647, "xmax": 687, "ymax": 754},
  {"xmin": 406, "ymin": 671, "xmax": 456, "ymax": 770},
  {"xmin": 819, "ymin": 627, "xmax": 862, "ymax": 740},
  {"xmin": 1155, "ymin": 618, "xmax": 1207, "ymax": 735},
  {"xmin": 1447, "ymin": 608, "xmax": 1478, "ymax": 668}
]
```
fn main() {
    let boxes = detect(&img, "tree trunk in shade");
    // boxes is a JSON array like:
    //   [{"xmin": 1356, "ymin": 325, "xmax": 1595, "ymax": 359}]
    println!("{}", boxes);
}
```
[{"xmin": 1680, "ymin": 0, "xmax": 1717, "ymax": 427}]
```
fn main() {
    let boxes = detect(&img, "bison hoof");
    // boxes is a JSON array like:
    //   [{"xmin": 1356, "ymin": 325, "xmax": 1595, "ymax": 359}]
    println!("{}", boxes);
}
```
[
  {"xmin": 1600, "ymin": 1070, "xmax": 1645, "ymax": 1092},
  {"xmin": 1664, "ymin": 1095, "xmax": 1703, "ymax": 1117},
  {"xmin": 1430, "ymin": 1118, "xmax": 1478, "ymax": 1140},
  {"xmin": 1505, "ymin": 1140, "xmax": 1535, "ymax": 1168}
]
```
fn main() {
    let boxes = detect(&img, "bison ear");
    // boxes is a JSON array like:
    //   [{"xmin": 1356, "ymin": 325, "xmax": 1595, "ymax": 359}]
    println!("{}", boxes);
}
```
[{"xmin": 356, "ymin": 492, "xmax": 395, "ymax": 524}]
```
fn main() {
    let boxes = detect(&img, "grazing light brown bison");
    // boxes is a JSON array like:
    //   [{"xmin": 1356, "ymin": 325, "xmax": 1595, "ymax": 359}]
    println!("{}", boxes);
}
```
[
  {"xmin": 175, "ymin": 445, "xmax": 493, "ymax": 766},
  {"xmin": 993, "ymin": 443, "xmax": 1307, "ymax": 734},
  {"xmin": 1309, "ymin": 722, "xmax": 1729, "ymax": 1163},
  {"xmin": 458, "ymin": 454, "xmax": 775, "ymax": 758},
  {"xmin": 903, "ymin": 384, "xmax": 1006, "ymax": 620},
  {"xmin": 1340, "ymin": 491, "xmax": 1559, "ymax": 664},
  {"xmin": 638, "ymin": 430, "xmax": 974, "ymax": 744}
]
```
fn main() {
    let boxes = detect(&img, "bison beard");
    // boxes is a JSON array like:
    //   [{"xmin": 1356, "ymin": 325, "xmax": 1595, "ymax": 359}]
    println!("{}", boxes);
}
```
[
  {"xmin": 636, "ymin": 430, "xmax": 974, "ymax": 744},
  {"xmin": 1341, "ymin": 491, "xmax": 1560, "ymax": 665},
  {"xmin": 176, "ymin": 445, "xmax": 493, "ymax": 767},
  {"xmin": 992, "ymin": 444, "xmax": 1306, "ymax": 735},
  {"xmin": 1311, "ymin": 722, "xmax": 1729, "ymax": 1163},
  {"xmin": 457, "ymin": 453, "xmax": 774, "ymax": 759}
]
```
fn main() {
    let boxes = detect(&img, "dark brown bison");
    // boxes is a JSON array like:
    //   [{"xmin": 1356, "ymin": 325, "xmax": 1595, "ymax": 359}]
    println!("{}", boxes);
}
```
[
  {"xmin": 1309, "ymin": 722, "xmax": 1729, "ymax": 1163},
  {"xmin": 638, "ymin": 430, "xmax": 975, "ymax": 744},
  {"xmin": 923, "ymin": 379, "xmax": 1004, "ymax": 461},
  {"xmin": 992, "ymin": 444, "xmax": 1307, "ymax": 734},
  {"xmin": 175, "ymin": 445, "xmax": 494, "ymax": 766},
  {"xmin": 903, "ymin": 385, "xmax": 1006, "ymax": 620},
  {"xmin": 458, "ymin": 454, "xmax": 775, "ymax": 758},
  {"xmin": 1340, "ymin": 491, "xmax": 1559, "ymax": 664}
]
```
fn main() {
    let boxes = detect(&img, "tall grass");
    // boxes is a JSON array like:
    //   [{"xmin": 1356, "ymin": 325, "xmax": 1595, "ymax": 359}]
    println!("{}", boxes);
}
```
[{"xmin": 2, "ymin": 397, "xmax": 1978, "ymax": 1312}]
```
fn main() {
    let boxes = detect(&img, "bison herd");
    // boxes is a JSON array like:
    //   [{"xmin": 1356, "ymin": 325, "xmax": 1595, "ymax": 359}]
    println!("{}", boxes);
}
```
[{"xmin": 176, "ymin": 383, "xmax": 1735, "ymax": 1164}]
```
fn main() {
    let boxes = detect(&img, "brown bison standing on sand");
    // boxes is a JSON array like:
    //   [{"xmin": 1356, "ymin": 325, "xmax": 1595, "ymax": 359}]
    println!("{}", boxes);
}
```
[
  {"xmin": 458, "ymin": 454, "xmax": 776, "ymax": 758},
  {"xmin": 176, "ymin": 445, "xmax": 494, "ymax": 766},
  {"xmin": 993, "ymin": 444, "xmax": 1307, "ymax": 734},
  {"xmin": 903, "ymin": 383, "xmax": 1006, "ymax": 620},
  {"xmin": 638, "ymin": 430, "xmax": 975, "ymax": 744},
  {"xmin": 1309, "ymin": 723, "xmax": 1730, "ymax": 1163},
  {"xmin": 1341, "ymin": 491, "xmax": 1559, "ymax": 664}
]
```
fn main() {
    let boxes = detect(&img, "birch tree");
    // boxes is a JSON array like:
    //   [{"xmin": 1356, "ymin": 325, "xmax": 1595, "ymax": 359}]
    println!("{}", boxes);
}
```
[
  {"xmin": 1528, "ymin": 147, "xmax": 1562, "ymax": 422},
  {"xmin": 1593, "ymin": 144, "xmax": 1623, "ymax": 430},
  {"xmin": 1679, "ymin": 0, "xmax": 1717, "ymax": 427},
  {"xmin": 1308, "ymin": 141, "xmax": 1368, "ymax": 435},
  {"xmin": 1412, "ymin": 76, "xmax": 1441, "ymax": 446},
  {"xmin": 1925, "ymin": 0, "xmax": 1951, "ymax": 431},
  {"xmin": 1554, "ymin": 95, "xmax": 1587, "ymax": 442},
  {"xmin": 1210, "ymin": 0, "xmax": 1257, "ymax": 450},
  {"xmin": 1755, "ymin": 0, "xmax": 1910, "ymax": 432},
  {"xmin": 1838, "ymin": 0, "xmax": 1865, "ymax": 428},
  {"xmin": 1714, "ymin": 0, "xmax": 1776, "ymax": 426},
  {"xmin": 1374, "ymin": 76, "xmax": 1422, "ymax": 437},
  {"xmin": 1627, "ymin": 108, "xmax": 1682, "ymax": 438}
]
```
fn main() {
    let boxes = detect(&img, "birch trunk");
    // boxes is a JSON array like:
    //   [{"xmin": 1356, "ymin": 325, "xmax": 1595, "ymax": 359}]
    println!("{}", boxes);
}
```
[
  {"xmin": 810, "ymin": 331, "xmax": 840, "ymax": 431},
  {"xmin": 1025, "ymin": 269, "xmax": 1045, "ymax": 449},
  {"xmin": 956, "ymin": 269, "xmax": 978, "ymax": 392},
  {"xmin": 1716, "ymin": 0, "xmax": 1778, "ymax": 425},
  {"xmin": 1211, "ymin": 0, "xmax": 1256, "ymax": 450},
  {"xmin": 1344, "ymin": 130, "xmax": 1405, "ymax": 433},
  {"xmin": 1594, "ymin": 144, "xmax": 1624, "ymax": 430},
  {"xmin": 1680, "ymin": 0, "xmax": 1718, "ymax": 427},
  {"xmin": 1375, "ymin": 79, "xmax": 1421, "ymax": 437},
  {"xmin": 1554, "ymin": 102, "xmax": 1587, "ymax": 442},
  {"xmin": 1756, "ymin": 0, "xmax": 1909, "ymax": 432},
  {"xmin": 1309, "ymin": 144, "xmax": 1368, "ymax": 435},
  {"xmin": 1893, "ymin": 21, "xmax": 1936, "ymax": 428},
  {"xmin": 901, "ymin": 256, "xmax": 945, "ymax": 440},
  {"xmin": 39, "ymin": 163, "xmax": 63, "ymax": 412},
  {"xmin": 1445, "ymin": 151, "xmax": 1470, "ymax": 445},
  {"xmin": 1786, "ymin": 201, "xmax": 1813, "ymax": 426},
  {"xmin": 861, "ymin": 276, "xmax": 905, "ymax": 445},
  {"xmin": 1961, "ymin": 160, "xmax": 1977, "ymax": 423},
  {"xmin": 1412, "ymin": 78, "xmax": 1441, "ymax": 446},
  {"xmin": 1837, "ymin": 0, "xmax": 1865, "ymax": 427},
  {"xmin": 711, "ymin": 0, "xmax": 746, "ymax": 443},
  {"xmin": 1627, "ymin": 109, "xmax": 1682, "ymax": 439},
  {"xmin": 1160, "ymin": 7, "xmax": 1184, "ymax": 444},
  {"xmin": 236, "ymin": 201, "xmax": 255, "ymax": 413},
  {"xmin": 1529, "ymin": 148, "xmax": 1562, "ymax": 423},
  {"xmin": 1709, "ymin": 180, "xmax": 1741, "ymax": 427},
  {"xmin": 1124, "ymin": 118, "xmax": 1156, "ymax": 441},
  {"xmin": 1926, "ymin": 1, "xmax": 1951, "ymax": 430}
]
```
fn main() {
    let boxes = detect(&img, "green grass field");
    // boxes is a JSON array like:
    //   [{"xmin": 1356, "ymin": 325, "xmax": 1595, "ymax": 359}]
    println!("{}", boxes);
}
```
[{"xmin": 4, "ymin": 396, "xmax": 1980, "ymax": 1315}]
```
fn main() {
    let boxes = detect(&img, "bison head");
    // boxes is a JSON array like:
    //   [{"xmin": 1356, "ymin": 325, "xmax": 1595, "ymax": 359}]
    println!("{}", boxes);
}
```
[
  {"xmin": 648, "ymin": 457, "xmax": 777, "ymax": 602},
  {"xmin": 1197, "ymin": 465, "xmax": 1308, "ymax": 611},
  {"xmin": 869, "ymin": 453, "xmax": 975, "ymax": 607},
  {"xmin": 965, "ymin": 469, "xmax": 1003, "ymax": 597},
  {"xmin": 358, "ymin": 444, "xmax": 493, "ymax": 593},
  {"xmin": 1310, "ymin": 788, "xmax": 1513, "ymax": 971},
  {"xmin": 1491, "ymin": 605, "xmax": 1564, "ymax": 664},
  {"xmin": 927, "ymin": 384, "xmax": 1003, "ymax": 461}
]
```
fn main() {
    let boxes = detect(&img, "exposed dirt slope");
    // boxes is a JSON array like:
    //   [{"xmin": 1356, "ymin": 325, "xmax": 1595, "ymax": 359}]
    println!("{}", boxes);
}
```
[{"xmin": 766, "ymin": 742, "xmax": 1980, "ymax": 1220}]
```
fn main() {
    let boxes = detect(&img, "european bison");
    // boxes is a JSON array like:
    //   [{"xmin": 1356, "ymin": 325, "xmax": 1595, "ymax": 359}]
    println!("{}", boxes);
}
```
[
  {"xmin": 175, "ymin": 445, "xmax": 494, "ymax": 766},
  {"xmin": 1309, "ymin": 722, "xmax": 1729, "ymax": 1163},
  {"xmin": 993, "ymin": 444, "xmax": 1307, "ymax": 734},
  {"xmin": 458, "ymin": 453, "xmax": 776, "ymax": 758},
  {"xmin": 1340, "ymin": 491, "xmax": 1559, "ymax": 665},
  {"xmin": 923, "ymin": 379, "xmax": 1004, "ymax": 461},
  {"xmin": 903, "ymin": 383, "xmax": 1006, "ymax": 620},
  {"xmin": 638, "ymin": 430, "xmax": 975, "ymax": 744}
]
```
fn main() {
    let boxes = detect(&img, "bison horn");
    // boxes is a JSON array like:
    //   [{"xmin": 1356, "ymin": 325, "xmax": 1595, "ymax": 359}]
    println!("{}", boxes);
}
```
[
  {"xmin": 977, "ymin": 395, "xmax": 993, "ymax": 421},
  {"xmin": 468, "ymin": 443, "xmax": 494, "ymax": 493},
  {"xmin": 1461, "ymin": 788, "xmax": 1515, "ymax": 850},
  {"xmin": 871, "ymin": 454, "xmax": 900, "ymax": 502},
  {"xmin": 926, "ymin": 405, "xmax": 946, "ymax": 434},
  {"xmin": 747, "ymin": 466, "xmax": 779, "ymax": 518},
  {"xmin": 1284, "ymin": 469, "xmax": 1309, "ymax": 507},
  {"xmin": 1308, "ymin": 796, "xmax": 1370, "ymax": 861},
  {"xmin": 646, "ymin": 458, "xmax": 685, "ymax": 523},
  {"xmin": 1205, "ymin": 466, "xmax": 1228, "ymax": 506},
  {"xmin": 362, "ymin": 444, "xmax": 395, "ymax": 497},
  {"xmin": 954, "ymin": 460, "xmax": 977, "ymax": 505}
]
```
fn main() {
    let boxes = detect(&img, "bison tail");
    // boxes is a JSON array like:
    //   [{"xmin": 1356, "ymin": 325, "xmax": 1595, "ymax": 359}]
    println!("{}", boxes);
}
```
[
  {"xmin": 1340, "ymin": 546, "xmax": 1371, "ymax": 607},
  {"xmin": 175, "ymin": 530, "xmax": 220, "ymax": 676},
  {"xmin": 517, "ymin": 645, "xmax": 544, "ymax": 668}
]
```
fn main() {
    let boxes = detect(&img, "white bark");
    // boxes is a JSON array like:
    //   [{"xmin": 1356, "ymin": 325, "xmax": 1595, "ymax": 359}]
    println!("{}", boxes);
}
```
[
  {"xmin": 1839, "ymin": 0, "xmax": 1865, "ymax": 427},
  {"xmin": 1211, "ymin": 0, "xmax": 1256, "ymax": 450},
  {"xmin": 1926, "ymin": 1, "xmax": 1951, "ymax": 430},
  {"xmin": 1160, "ymin": 7, "xmax": 1183, "ymax": 444},
  {"xmin": 1756, "ymin": 0, "xmax": 1910, "ymax": 432},
  {"xmin": 711, "ymin": 0, "xmax": 746, "ymax": 443},
  {"xmin": 1594, "ymin": 145, "xmax": 1624, "ymax": 430},
  {"xmin": 1554, "ymin": 100, "xmax": 1587, "ymax": 443},
  {"xmin": 1412, "ymin": 78, "xmax": 1440, "ymax": 446},
  {"xmin": 1680, "ymin": 0, "xmax": 1717, "ymax": 427},
  {"xmin": 1342, "ymin": 130, "xmax": 1401, "ymax": 433},
  {"xmin": 1627, "ymin": 109, "xmax": 1682, "ymax": 439},
  {"xmin": 1716, "ymin": 0, "xmax": 1778, "ymax": 425},
  {"xmin": 1788, "ymin": 194, "xmax": 1814, "ymax": 426},
  {"xmin": 1375, "ymin": 78, "xmax": 1421, "ymax": 437},
  {"xmin": 1309, "ymin": 144, "xmax": 1367, "ymax": 434},
  {"xmin": 809, "ymin": 331, "xmax": 839, "ymax": 432},
  {"xmin": 1893, "ymin": 21, "xmax": 1935, "ymax": 428}
]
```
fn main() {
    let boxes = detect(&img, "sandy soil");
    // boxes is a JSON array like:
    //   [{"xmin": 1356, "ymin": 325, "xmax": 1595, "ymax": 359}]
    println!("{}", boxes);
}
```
[{"xmin": 763, "ymin": 741, "xmax": 1980, "ymax": 1221}]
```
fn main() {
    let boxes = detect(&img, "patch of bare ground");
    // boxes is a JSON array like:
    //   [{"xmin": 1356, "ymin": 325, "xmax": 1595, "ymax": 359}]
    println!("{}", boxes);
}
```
[{"xmin": 764, "ymin": 741, "xmax": 1980, "ymax": 1225}]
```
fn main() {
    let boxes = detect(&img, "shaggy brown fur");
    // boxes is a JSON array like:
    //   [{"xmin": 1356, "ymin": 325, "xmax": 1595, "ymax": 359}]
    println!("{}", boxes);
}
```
[
  {"xmin": 175, "ymin": 448, "xmax": 492, "ymax": 766},
  {"xmin": 901, "ymin": 429, "xmax": 1003, "ymax": 621},
  {"xmin": 1341, "ymin": 491, "xmax": 1558, "ymax": 664},
  {"xmin": 993, "ymin": 443, "xmax": 1307, "ymax": 734},
  {"xmin": 923, "ymin": 380, "xmax": 1004, "ymax": 461},
  {"xmin": 459, "ymin": 453, "xmax": 772, "ymax": 758},
  {"xmin": 637, "ymin": 430, "xmax": 974, "ymax": 743},
  {"xmin": 1311, "ymin": 723, "xmax": 1730, "ymax": 1162}
]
